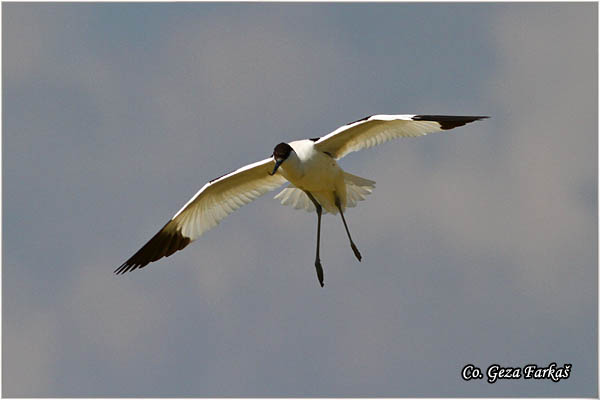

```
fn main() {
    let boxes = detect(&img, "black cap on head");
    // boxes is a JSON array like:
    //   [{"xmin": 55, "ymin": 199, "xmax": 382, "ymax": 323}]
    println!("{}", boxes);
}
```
[
  {"xmin": 273, "ymin": 142, "xmax": 293, "ymax": 161},
  {"xmin": 269, "ymin": 143, "xmax": 293, "ymax": 176}
]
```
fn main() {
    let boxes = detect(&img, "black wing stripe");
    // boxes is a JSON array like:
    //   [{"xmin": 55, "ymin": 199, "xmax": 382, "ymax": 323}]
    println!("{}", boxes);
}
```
[
  {"xmin": 347, "ymin": 114, "xmax": 373, "ymax": 125},
  {"xmin": 412, "ymin": 115, "xmax": 489, "ymax": 130}
]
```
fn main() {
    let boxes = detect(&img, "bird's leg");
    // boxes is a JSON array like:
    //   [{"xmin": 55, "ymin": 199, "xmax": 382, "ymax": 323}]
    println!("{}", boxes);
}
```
[
  {"xmin": 335, "ymin": 196, "xmax": 362, "ymax": 262},
  {"xmin": 304, "ymin": 191, "xmax": 324, "ymax": 287}
]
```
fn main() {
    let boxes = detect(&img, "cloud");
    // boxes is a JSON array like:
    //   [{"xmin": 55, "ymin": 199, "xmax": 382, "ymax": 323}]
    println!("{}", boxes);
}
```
[
  {"xmin": 3, "ymin": 4, "xmax": 57, "ymax": 85},
  {"xmin": 357, "ymin": 3, "xmax": 596, "ymax": 308},
  {"xmin": 3, "ymin": 3, "xmax": 596, "ymax": 397},
  {"xmin": 3, "ymin": 261, "xmax": 60, "ymax": 396}
]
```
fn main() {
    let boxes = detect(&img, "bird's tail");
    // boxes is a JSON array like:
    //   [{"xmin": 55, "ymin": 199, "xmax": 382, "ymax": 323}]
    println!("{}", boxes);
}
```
[
  {"xmin": 274, "ymin": 185, "xmax": 317, "ymax": 212},
  {"xmin": 343, "ymin": 172, "xmax": 376, "ymax": 208},
  {"xmin": 274, "ymin": 173, "xmax": 375, "ymax": 213}
]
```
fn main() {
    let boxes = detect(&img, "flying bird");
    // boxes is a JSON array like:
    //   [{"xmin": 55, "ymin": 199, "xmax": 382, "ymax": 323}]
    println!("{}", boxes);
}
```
[{"xmin": 115, "ymin": 114, "xmax": 488, "ymax": 286}]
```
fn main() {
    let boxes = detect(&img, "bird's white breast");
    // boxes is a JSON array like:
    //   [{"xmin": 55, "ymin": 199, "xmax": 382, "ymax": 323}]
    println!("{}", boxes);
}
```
[{"xmin": 279, "ymin": 140, "xmax": 344, "ymax": 192}]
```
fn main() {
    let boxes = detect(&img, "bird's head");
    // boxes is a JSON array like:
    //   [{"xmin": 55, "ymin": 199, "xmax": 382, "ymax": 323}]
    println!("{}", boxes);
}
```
[{"xmin": 269, "ymin": 142, "xmax": 293, "ymax": 175}]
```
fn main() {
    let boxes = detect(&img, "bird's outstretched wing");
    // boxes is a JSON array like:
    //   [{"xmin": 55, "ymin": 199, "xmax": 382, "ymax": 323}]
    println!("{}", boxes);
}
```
[
  {"xmin": 115, "ymin": 157, "xmax": 287, "ymax": 274},
  {"xmin": 314, "ymin": 115, "xmax": 488, "ymax": 160}
]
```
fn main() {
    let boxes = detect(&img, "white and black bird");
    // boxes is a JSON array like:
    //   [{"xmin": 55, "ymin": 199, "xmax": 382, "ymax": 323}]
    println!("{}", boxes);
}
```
[{"xmin": 115, "ymin": 114, "xmax": 488, "ymax": 286}]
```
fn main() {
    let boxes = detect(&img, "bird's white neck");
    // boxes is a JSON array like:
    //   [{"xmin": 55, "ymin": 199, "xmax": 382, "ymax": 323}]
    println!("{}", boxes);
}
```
[{"xmin": 279, "ymin": 151, "xmax": 304, "ymax": 181}]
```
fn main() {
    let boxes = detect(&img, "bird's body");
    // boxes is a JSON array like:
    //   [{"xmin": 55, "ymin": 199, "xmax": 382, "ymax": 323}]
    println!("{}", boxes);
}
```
[
  {"xmin": 278, "ymin": 140, "xmax": 346, "ymax": 214},
  {"xmin": 116, "ymin": 114, "xmax": 488, "ymax": 286}
]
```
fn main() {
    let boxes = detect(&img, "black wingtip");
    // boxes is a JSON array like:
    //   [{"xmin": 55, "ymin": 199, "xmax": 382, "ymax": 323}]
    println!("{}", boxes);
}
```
[
  {"xmin": 114, "ymin": 262, "xmax": 138, "ymax": 275},
  {"xmin": 412, "ymin": 115, "xmax": 489, "ymax": 130},
  {"xmin": 114, "ymin": 221, "xmax": 191, "ymax": 275}
]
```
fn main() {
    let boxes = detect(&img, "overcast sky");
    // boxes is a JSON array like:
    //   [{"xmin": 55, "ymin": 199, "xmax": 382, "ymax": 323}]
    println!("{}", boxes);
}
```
[{"xmin": 3, "ymin": 3, "xmax": 597, "ymax": 397}]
